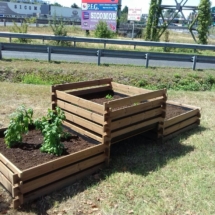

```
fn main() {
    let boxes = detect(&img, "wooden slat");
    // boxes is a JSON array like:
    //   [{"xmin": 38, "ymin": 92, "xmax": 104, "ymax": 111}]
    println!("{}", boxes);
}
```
[
  {"xmin": 21, "ymin": 154, "xmax": 105, "ymax": 193},
  {"xmin": 167, "ymin": 100, "xmax": 201, "ymax": 110},
  {"xmin": 111, "ymin": 82, "xmax": 151, "ymax": 95},
  {"xmin": 65, "ymin": 111, "xmax": 103, "ymax": 135},
  {"xmin": 0, "ymin": 161, "xmax": 17, "ymax": 183},
  {"xmin": 57, "ymin": 100, "xmax": 104, "ymax": 124},
  {"xmin": 21, "ymin": 144, "xmax": 105, "ymax": 181},
  {"xmin": 0, "ymin": 170, "xmax": 12, "ymax": 194},
  {"xmin": 13, "ymin": 197, "xmax": 21, "ymax": 209},
  {"xmin": 0, "ymin": 153, "xmax": 21, "ymax": 174},
  {"xmin": 69, "ymin": 85, "xmax": 111, "ymax": 96},
  {"xmin": 63, "ymin": 121, "xmax": 103, "ymax": 142},
  {"xmin": 23, "ymin": 164, "xmax": 104, "ymax": 204},
  {"xmin": 165, "ymin": 109, "xmax": 200, "ymax": 128},
  {"xmin": 56, "ymin": 90, "xmax": 104, "ymax": 114},
  {"xmin": 52, "ymin": 78, "xmax": 112, "ymax": 91},
  {"xmin": 110, "ymin": 98, "xmax": 164, "ymax": 120},
  {"xmin": 164, "ymin": 116, "xmax": 199, "ymax": 136},
  {"xmin": 108, "ymin": 89, "xmax": 165, "ymax": 109},
  {"xmin": 111, "ymin": 117, "xmax": 162, "ymax": 138},
  {"xmin": 111, "ymin": 108, "xmax": 162, "ymax": 131},
  {"xmin": 163, "ymin": 124, "xmax": 199, "ymax": 141}
]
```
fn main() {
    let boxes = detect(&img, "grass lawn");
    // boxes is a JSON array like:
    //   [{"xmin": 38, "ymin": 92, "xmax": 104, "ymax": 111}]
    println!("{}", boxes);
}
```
[{"xmin": 0, "ymin": 59, "xmax": 215, "ymax": 214}]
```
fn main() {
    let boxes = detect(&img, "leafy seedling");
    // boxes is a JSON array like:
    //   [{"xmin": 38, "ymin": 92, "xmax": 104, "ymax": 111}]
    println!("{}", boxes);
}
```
[
  {"xmin": 34, "ymin": 107, "xmax": 67, "ymax": 156},
  {"xmin": 106, "ymin": 94, "xmax": 113, "ymax": 99},
  {"xmin": 4, "ymin": 106, "xmax": 33, "ymax": 148}
]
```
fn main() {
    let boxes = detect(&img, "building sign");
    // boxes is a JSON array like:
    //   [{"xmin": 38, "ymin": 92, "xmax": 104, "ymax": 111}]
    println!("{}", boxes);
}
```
[
  {"xmin": 82, "ymin": 3, "xmax": 117, "ymax": 11},
  {"xmin": 127, "ymin": 8, "xmax": 142, "ymax": 21},
  {"xmin": 82, "ymin": 0, "xmax": 118, "ymax": 3},
  {"xmin": 82, "ymin": 10, "xmax": 117, "ymax": 31},
  {"xmin": 81, "ymin": 0, "xmax": 118, "ymax": 31}
]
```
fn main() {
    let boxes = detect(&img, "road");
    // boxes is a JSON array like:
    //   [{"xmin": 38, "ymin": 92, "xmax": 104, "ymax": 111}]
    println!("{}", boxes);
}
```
[{"xmin": 2, "ymin": 50, "xmax": 215, "ymax": 69}]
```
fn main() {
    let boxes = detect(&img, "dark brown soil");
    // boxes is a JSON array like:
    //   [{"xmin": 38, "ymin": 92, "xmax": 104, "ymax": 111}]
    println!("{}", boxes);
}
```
[
  {"xmin": 79, "ymin": 90, "xmax": 128, "ymax": 105},
  {"xmin": 0, "ymin": 128, "xmax": 99, "ymax": 170},
  {"xmin": 79, "ymin": 90, "xmax": 190, "ymax": 120},
  {"xmin": 165, "ymin": 104, "xmax": 191, "ymax": 120}
]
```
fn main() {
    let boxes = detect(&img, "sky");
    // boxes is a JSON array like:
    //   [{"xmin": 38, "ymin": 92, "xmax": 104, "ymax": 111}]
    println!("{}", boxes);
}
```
[{"xmin": 49, "ymin": 0, "xmax": 215, "ymax": 14}]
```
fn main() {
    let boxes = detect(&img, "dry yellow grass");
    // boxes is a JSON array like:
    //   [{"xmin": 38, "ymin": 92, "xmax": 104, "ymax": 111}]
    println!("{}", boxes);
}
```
[{"xmin": 0, "ymin": 82, "xmax": 50, "ymax": 128}]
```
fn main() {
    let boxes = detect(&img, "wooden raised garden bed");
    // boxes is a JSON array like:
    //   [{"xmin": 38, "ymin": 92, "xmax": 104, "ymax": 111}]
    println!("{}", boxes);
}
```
[
  {"xmin": 0, "ymin": 127, "xmax": 106, "ymax": 208},
  {"xmin": 51, "ymin": 78, "xmax": 167, "ymax": 146},
  {"xmin": 164, "ymin": 101, "xmax": 201, "ymax": 140}
]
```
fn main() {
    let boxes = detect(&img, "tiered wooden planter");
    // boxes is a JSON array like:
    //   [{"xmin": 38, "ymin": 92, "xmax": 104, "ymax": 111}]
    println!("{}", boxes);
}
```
[
  {"xmin": 0, "ymin": 127, "xmax": 106, "ymax": 208},
  {"xmin": 164, "ymin": 101, "xmax": 201, "ymax": 140},
  {"xmin": 51, "ymin": 78, "xmax": 167, "ymax": 149}
]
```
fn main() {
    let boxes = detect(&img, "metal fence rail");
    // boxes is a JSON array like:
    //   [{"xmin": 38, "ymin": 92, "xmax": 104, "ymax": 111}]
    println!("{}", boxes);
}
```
[
  {"xmin": 1, "ymin": 42, "xmax": 215, "ymax": 70},
  {"xmin": 0, "ymin": 32, "xmax": 215, "ymax": 51}
]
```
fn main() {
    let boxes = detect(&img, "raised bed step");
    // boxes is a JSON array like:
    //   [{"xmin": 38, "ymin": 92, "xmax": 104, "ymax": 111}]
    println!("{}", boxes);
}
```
[{"xmin": 0, "ymin": 127, "xmax": 106, "ymax": 208}]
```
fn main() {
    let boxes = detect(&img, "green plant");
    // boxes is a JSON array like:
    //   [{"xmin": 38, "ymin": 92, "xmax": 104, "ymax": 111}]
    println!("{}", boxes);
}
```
[
  {"xmin": 197, "ymin": 0, "xmax": 212, "ymax": 44},
  {"xmin": 34, "ymin": 107, "xmax": 67, "ymax": 156},
  {"xmin": 94, "ymin": 21, "xmax": 115, "ymax": 38},
  {"xmin": 4, "ymin": 106, "xmax": 33, "ymax": 148},
  {"xmin": 105, "ymin": 94, "xmax": 113, "ymax": 99},
  {"xmin": 10, "ymin": 18, "xmax": 36, "ymax": 43},
  {"xmin": 49, "ymin": 14, "xmax": 69, "ymax": 46},
  {"xmin": 145, "ymin": 0, "xmax": 164, "ymax": 41}
]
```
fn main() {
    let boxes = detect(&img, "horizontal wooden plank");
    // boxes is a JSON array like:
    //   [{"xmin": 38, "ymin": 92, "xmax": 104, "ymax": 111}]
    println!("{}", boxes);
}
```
[
  {"xmin": 63, "ymin": 121, "xmax": 103, "ymax": 143},
  {"xmin": 111, "ymin": 117, "xmax": 162, "ymax": 139},
  {"xmin": 111, "ymin": 82, "xmax": 151, "ymax": 95},
  {"xmin": 65, "ymin": 111, "xmax": 103, "ymax": 135},
  {"xmin": 167, "ymin": 100, "xmax": 201, "ymax": 110},
  {"xmin": 0, "ymin": 153, "xmax": 22, "ymax": 175},
  {"xmin": 23, "ymin": 163, "xmax": 104, "ymax": 204},
  {"xmin": 56, "ymin": 90, "xmax": 104, "ymax": 114},
  {"xmin": 21, "ymin": 154, "xmax": 106, "ymax": 193},
  {"xmin": 163, "ymin": 123, "xmax": 199, "ymax": 141},
  {"xmin": 57, "ymin": 100, "xmax": 104, "ymax": 125},
  {"xmin": 21, "ymin": 144, "xmax": 105, "ymax": 181},
  {"xmin": 0, "ymin": 170, "xmax": 12, "ymax": 194},
  {"xmin": 52, "ymin": 78, "xmax": 112, "ymax": 91},
  {"xmin": 108, "ymin": 89, "xmax": 165, "ymax": 109},
  {"xmin": 69, "ymin": 85, "xmax": 112, "ymax": 96},
  {"xmin": 0, "ymin": 161, "xmax": 17, "ymax": 184},
  {"xmin": 165, "ymin": 109, "xmax": 200, "ymax": 128},
  {"xmin": 111, "ymin": 108, "xmax": 163, "ymax": 131},
  {"xmin": 110, "ymin": 98, "xmax": 164, "ymax": 120},
  {"xmin": 164, "ymin": 116, "xmax": 199, "ymax": 136}
]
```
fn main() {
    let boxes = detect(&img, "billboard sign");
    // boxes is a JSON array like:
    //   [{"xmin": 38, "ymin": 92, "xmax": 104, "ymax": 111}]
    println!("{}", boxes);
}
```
[
  {"xmin": 82, "ymin": 0, "xmax": 118, "ymax": 3},
  {"xmin": 81, "ymin": 10, "xmax": 117, "ymax": 31},
  {"xmin": 81, "ymin": 0, "xmax": 118, "ymax": 31},
  {"xmin": 82, "ymin": 3, "xmax": 118, "ymax": 11},
  {"xmin": 128, "ymin": 8, "xmax": 142, "ymax": 21}
]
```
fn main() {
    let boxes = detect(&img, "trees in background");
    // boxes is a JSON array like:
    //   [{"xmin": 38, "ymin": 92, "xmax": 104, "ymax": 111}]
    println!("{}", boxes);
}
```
[
  {"xmin": 71, "ymin": 3, "xmax": 80, "ymax": 8},
  {"xmin": 145, "ymin": 0, "xmax": 163, "ymax": 41},
  {"xmin": 197, "ymin": 0, "xmax": 212, "ymax": 44},
  {"xmin": 50, "ymin": 3, "xmax": 63, "ymax": 7}
]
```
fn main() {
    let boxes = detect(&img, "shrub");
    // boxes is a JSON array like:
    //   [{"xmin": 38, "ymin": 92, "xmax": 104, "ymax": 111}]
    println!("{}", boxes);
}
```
[
  {"xmin": 49, "ymin": 14, "xmax": 69, "ymax": 46},
  {"xmin": 94, "ymin": 21, "xmax": 115, "ymax": 38},
  {"xmin": 10, "ymin": 17, "xmax": 36, "ymax": 43}
]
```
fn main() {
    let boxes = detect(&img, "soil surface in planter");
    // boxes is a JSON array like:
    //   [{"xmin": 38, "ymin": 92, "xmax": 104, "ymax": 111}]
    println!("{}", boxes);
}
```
[
  {"xmin": 165, "ymin": 104, "xmax": 191, "ymax": 120},
  {"xmin": 79, "ymin": 90, "xmax": 128, "ymax": 105},
  {"xmin": 0, "ymin": 128, "xmax": 99, "ymax": 170},
  {"xmin": 80, "ymin": 91, "xmax": 191, "ymax": 119}
]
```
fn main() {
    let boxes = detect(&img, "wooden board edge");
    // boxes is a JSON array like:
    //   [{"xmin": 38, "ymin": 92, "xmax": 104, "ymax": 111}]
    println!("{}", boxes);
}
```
[
  {"xmin": 167, "ymin": 100, "xmax": 201, "ymax": 110},
  {"xmin": 163, "ymin": 123, "xmax": 199, "ymax": 141}
]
